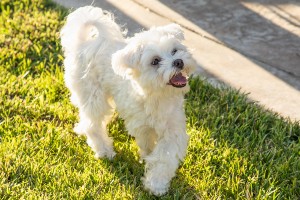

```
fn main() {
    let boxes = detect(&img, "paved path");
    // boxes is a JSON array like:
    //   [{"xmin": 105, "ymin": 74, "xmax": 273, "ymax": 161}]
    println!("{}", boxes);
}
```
[{"xmin": 53, "ymin": 0, "xmax": 300, "ymax": 121}]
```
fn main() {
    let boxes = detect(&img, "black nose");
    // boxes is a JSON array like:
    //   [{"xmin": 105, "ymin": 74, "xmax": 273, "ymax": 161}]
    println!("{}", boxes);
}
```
[{"xmin": 173, "ymin": 59, "xmax": 184, "ymax": 69}]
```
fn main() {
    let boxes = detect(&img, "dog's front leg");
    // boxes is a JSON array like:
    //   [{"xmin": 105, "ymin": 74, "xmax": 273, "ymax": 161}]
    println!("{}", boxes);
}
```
[{"xmin": 142, "ymin": 126, "xmax": 189, "ymax": 196}]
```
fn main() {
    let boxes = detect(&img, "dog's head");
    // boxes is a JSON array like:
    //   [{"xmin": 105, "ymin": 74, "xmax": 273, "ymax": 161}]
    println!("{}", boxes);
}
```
[{"xmin": 112, "ymin": 24, "xmax": 197, "ymax": 93}]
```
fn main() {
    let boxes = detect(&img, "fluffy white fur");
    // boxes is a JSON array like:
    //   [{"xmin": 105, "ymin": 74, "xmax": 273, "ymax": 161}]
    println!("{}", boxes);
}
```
[{"xmin": 60, "ymin": 6, "xmax": 197, "ymax": 196}]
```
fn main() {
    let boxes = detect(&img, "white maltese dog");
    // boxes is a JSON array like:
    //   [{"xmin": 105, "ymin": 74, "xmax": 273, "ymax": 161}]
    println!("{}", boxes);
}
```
[{"xmin": 60, "ymin": 6, "xmax": 196, "ymax": 196}]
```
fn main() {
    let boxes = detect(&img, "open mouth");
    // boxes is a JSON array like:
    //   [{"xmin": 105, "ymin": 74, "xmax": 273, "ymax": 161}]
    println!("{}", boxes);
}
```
[{"xmin": 168, "ymin": 72, "xmax": 187, "ymax": 88}]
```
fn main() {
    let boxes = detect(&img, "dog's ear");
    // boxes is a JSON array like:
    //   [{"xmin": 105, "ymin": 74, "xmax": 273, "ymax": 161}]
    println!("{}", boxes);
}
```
[
  {"xmin": 112, "ymin": 43, "xmax": 142, "ymax": 77},
  {"xmin": 156, "ymin": 23, "xmax": 184, "ymax": 41}
]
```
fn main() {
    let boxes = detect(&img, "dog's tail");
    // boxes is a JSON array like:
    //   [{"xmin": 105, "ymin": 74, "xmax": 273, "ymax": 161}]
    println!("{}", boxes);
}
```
[{"xmin": 60, "ymin": 6, "xmax": 125, "ymax": 56}]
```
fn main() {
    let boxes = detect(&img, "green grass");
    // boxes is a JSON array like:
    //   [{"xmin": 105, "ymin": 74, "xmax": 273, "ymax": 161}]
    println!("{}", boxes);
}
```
[{"xmin": 1, "ymin": 0, "xmax": 300, "ymax": 199}]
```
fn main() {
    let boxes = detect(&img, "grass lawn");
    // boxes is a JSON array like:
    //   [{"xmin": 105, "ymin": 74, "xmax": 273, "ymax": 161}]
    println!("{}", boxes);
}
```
[{"xmin": 1, "ymin": 0, "xmax": 300, "ymax": 199}]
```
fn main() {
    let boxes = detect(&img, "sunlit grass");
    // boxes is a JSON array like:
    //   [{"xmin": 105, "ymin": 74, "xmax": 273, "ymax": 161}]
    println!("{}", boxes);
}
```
[{"xmin": 1, "ymin": 0, "xmax": 299, "ymax": 199}]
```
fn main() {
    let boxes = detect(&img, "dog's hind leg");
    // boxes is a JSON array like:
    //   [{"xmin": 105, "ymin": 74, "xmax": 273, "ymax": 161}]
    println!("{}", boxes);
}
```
[{"xmin": 74, "ymin": 89, "xmax": 116, "ymax": 159}]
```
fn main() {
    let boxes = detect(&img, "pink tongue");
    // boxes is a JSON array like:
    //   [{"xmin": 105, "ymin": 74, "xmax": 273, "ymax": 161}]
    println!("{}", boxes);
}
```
[{"xmin": 170, "ymin": 72, "xmax": 187, "ymax": 85}]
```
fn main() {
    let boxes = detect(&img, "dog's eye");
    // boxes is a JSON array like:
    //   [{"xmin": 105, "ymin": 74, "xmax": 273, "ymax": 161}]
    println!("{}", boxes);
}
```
[
  {"xmin": 151, "ymin": 57, "xmax": 161, "ymax": 66},
  {"xmin": 171, "ymin": 49, "xmax": 177, "ymax": 55}
]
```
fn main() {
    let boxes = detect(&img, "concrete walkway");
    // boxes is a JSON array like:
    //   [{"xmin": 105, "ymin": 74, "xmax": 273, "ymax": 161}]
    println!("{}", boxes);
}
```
[{"xmin": 53, "ymin": 0, "xmax": 300, "ymax": 122}]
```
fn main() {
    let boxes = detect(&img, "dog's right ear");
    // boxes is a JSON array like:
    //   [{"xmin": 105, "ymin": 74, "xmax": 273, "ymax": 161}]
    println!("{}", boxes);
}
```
[{"xmin": 112, "ymin": 43, "xmax": 142, "ymax": 77}]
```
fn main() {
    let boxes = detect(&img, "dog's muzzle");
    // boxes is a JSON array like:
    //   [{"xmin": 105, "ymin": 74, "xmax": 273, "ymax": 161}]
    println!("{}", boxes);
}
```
[{"xmin": 168, "ymin": 59, "xmax": 187, "ymax": 88}]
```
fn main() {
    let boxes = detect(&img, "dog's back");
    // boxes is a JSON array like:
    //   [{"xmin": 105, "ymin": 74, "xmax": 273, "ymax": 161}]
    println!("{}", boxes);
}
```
[{"xmin": 60, "ymin": 6, "xmax": 126, "ymax": 106}]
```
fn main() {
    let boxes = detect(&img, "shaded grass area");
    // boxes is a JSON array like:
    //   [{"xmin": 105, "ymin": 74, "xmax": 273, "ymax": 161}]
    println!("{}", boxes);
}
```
[{"xmin": 0, "ymin": 0, "xmax": 299, "ymax": 199}]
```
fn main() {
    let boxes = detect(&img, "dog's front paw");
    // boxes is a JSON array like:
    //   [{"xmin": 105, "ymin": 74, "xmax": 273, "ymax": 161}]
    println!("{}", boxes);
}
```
[
  {"xmin": 73, "ymin": 123, "xmax": 85, "ymax": 135},
  {"xmin": 142, "ymin": 174, "xmax": 170, "ymax": 196},
  {"xmin": 95, "ymin": 150, "xmax": 116, "ymax": 160}
]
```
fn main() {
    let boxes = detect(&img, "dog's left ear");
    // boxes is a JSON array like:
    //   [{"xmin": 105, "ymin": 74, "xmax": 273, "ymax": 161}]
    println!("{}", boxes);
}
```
[
  {"xmin": 112, "ymin": 43, "xmax": 142, "ymax": 77},
  {"xmin": 156, "ymin": 23, "xmax": 184, "ymax": 41}
]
